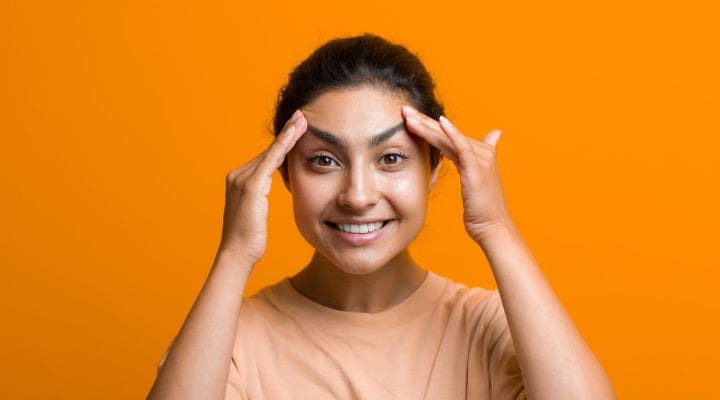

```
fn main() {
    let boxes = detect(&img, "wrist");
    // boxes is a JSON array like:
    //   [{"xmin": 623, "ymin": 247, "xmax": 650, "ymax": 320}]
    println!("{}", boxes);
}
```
[
  {"xmin": 213, "ymin": 245, "xmax": 257, "ymax": 273},
  {"xmin": 472, "ymin": 217, "xmax": 519, "ymax": 247}
]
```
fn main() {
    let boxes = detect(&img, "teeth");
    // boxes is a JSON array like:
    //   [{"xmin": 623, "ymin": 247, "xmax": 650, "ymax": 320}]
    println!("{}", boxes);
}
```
[{"xmin": 337, "ymin": 221, "xmax": 384, "ymax": 234}]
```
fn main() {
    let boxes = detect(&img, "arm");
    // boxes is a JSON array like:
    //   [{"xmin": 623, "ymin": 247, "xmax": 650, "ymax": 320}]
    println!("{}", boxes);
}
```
[
  {"xmin": 147, "ymin": 107, "xmax": 308, "ymax": 399},
  {"xmin": 400, "ymin": 105, "xmax": 615, "ymax": 398},
  {"xmin": 477, "ymin": 222, "xmax": 616, "ymax": 400},
  {"xmin": 147, "ymin": 250, "xmax": 253, "ymax": 400}
]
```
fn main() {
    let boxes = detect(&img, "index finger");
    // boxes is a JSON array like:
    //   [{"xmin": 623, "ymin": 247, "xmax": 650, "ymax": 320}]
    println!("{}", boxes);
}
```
[
  {"xmin": 253, "ymin": 111, "xmax": 307, "ymax": 179},
  {"xmin": 401, "ymin": 105, "xmax": 459, "ymax": 163}
]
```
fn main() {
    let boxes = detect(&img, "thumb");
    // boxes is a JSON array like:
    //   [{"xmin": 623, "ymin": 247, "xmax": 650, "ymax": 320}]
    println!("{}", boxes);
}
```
[{"xmin": 483, "ymin": 129, "xmax": 502, "ymax": 148}]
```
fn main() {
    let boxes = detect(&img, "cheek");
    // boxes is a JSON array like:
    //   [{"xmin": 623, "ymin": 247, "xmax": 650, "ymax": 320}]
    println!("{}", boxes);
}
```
[
  {"xmin": 289, "ymin": 170, "xmax": 330, "ymax": 225},
  {"xmin": 290, "ymin": 185, "xmax": 323, "ymax": 245},
  {"xmin": 387, "ymin": 176, "xmax": 423, "ymax": 199},
  {"xmin": 291, "ymin": 177, "xmax": 320, "ymax": 208},
  {"xmin": 381, "ymin": 170, "xmax": 429, "ymax": 214}
]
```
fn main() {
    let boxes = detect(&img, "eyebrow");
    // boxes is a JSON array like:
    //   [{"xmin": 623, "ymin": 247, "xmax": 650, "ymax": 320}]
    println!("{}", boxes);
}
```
[{"xmin": 305, "ymin": 121, "xmax": 406, "ymax": 149}]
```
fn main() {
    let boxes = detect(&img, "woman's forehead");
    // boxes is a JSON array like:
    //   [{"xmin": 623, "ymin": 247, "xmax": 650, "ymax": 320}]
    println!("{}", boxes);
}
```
[
  {"xmin": 298, "ymin": 88, "xmax": 416, "ymax": 148},
  {"xmin": 302, "ymin": 87, "xmax": 405, "ymax": 122}
]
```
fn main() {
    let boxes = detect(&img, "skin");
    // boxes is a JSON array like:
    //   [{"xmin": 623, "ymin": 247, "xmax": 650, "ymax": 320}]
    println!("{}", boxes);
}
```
[{"xmin": 283, "ymin": 86, "xmax": 441, "ymax": 313}]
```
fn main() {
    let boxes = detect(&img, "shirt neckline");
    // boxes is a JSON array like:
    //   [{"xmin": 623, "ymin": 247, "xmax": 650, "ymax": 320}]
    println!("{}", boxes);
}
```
[{"xmin": 264, "ymin": 269, "xmax": 447, "ymax": 336}]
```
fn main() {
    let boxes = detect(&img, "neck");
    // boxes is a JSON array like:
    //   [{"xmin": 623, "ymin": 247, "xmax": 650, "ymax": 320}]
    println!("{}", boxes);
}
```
[{"xmin": 289, "ymin": 248, "xmax": 428, "ymax": 314}]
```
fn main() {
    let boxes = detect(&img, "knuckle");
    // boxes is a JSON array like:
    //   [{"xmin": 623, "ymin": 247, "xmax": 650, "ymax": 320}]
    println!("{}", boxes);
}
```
[
  {"xmin": 264, "ymin": 147, "xmax": 285, "ymax": 165},
  {"xmin": 231, "ymin": 172, "xmax": 249, "ymax": 188},
  {"xmin": 480, "ymin": 141, "xmax": 496, "ymax": 152},
  {"xmin": 243, "ymin": 176, "xmax": 261, "ymax": 193},
  {"xmin": 226, "ymin": 170, "xmax": 239, "ymax": 184},
  {"xmin": 475, "ymin": 144, "xmax": 494, "ymax": 157}
]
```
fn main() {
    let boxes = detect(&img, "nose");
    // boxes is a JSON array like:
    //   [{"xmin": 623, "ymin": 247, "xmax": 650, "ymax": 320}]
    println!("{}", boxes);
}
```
[{"xmin": 337, "ymin": 164, "xmax": 380, "ymax": 210}]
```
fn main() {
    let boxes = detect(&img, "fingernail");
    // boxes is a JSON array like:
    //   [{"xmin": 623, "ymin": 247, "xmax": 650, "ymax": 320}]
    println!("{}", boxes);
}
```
[
  {"xmin": 294, "ymin": 113, "xmax": 304, "ymax": 127},
  {"xmin": 402, "ymin": 105, "xmax": 417, "ymax": 114},
  {"xmin": 406, "ymin": 115, "xmax": 420, "ymax": 126},
  {"xmin": 285, "ymin": 109, "xmax": 301, "ymax": 127},
  {"xmin": 439, "ymin": 115, "xmax": 453, "ymax": 127}
]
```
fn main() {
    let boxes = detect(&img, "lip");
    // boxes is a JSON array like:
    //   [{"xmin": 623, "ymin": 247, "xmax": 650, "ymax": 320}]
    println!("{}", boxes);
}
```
[
  {"xmin": 324, "ymin": 219, "xmax": 394, "ymax": 247},
  {"xmin": 328, "ymin": 218, "xmax": 391, "ymax": 224}
]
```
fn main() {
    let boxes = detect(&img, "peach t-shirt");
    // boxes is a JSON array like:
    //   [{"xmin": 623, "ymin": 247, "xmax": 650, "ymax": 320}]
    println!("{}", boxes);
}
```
[{"xmin": 158, "ymin": 270, "xmax": 526, "ymax": 399}]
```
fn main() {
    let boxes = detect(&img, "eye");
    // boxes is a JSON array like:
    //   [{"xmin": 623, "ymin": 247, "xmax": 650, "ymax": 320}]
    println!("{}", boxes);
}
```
[
  {"xmin": 306, "ymin": 152, "xmax": 409, "ymax": 169},
  {"xmin": 379, "ymin": 152, "xmax": 409, "ymax": 167},
  {"xmin": 307, "ymin": 155, "xmax": 339, "ymax": 168}
]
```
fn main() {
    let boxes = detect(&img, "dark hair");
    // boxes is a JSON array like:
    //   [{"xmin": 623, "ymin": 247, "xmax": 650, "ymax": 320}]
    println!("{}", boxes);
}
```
[{"xmin": 272, "ymin": 33, "xmax": 444, "ymax": 182}]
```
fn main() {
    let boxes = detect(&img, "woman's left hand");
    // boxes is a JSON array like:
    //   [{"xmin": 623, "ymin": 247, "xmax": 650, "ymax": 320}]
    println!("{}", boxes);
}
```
[{"xmin": 402, "ymin": 105, "xmax": 515, "ymax": 244}]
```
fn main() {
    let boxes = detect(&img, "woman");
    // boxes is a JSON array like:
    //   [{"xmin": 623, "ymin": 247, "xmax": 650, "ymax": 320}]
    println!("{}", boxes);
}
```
[{"xmin": 148, "ymin": 33, "xmax": 616, "ymax": 399}]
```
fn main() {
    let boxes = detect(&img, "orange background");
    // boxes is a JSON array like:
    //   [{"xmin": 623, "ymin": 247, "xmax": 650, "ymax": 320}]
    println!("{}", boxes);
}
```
[{"xmin": 2, "ymin": 1, "xmax": 719, "ymax": 398}]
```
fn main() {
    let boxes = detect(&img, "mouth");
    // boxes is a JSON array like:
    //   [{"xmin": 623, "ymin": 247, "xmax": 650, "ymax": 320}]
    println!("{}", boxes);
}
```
[
  {"xmin": 323, "ymin": 219, "xmax": 393, "ymax": 232},
  {"xmin": 323, "ymin": 219, "xmax": 395, "ymax": 246}
]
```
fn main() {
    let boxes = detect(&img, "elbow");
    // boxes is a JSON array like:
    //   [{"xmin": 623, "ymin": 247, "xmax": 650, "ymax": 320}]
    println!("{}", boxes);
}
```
[
  {"xmin": 523, "ymin": 377, "xmax": 617, "ymax": 400},
  {"xmin": 576, "ymin": 378, "xmax": 618, "ymax": 400},
  {"xmin": 593, "ymin": 382, "xmax": 617, "ymax": 400}
]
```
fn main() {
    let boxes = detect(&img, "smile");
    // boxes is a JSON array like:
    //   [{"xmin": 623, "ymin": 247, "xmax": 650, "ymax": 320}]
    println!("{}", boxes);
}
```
[{"xmin": 324, "ymin": 220, "xmax": 394, "ymax": 246}]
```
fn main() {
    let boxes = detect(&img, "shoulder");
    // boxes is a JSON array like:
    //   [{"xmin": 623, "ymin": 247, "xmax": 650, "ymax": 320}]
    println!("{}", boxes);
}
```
[
  {"xmin": 440, "ymin": 275, "xmax": 502, "ymax": 323},
  {"xmin": 236, "ymin": 286, "xmax": 275, "ymax": 325},
  {"xmin": 434, "ymin": 275, "xmax": 510, "ymax": 342},
  {"xmin": 234, "ymin": 279, "xmax": 294, "ymax": 332}
]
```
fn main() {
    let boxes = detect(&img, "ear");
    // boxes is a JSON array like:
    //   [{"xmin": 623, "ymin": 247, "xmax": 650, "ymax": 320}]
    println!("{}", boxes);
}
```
[{"xmin": 428, "ymin": 154, "xmax": 444, "ymax": 192}]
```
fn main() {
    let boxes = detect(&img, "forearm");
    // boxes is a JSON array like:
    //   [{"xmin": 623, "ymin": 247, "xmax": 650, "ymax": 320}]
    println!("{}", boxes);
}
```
[
  {"xmin": 147, "ymin": 249, "xmax": 254, "ymax": 400},
  {"xmin": 477, "ymin": 223, "xmax": 616, "ymax": 399}
]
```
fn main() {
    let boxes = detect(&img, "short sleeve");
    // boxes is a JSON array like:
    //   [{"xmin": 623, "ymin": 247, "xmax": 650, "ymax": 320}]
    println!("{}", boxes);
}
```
[
  {"xmin": 467, "ymin": 290, "xmax": 526, "ymax": 400},
  {"xmin": 485, "ymin": 291, "xmax": 526, "ymax": 400},
  {"xmin": 224, "ymin": 356, "xmax": 248, "ymax": 400}
]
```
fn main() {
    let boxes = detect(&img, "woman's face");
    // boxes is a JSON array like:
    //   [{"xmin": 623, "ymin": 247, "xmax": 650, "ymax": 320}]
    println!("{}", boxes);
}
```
[{"xmin": 285, "ymin": 86, "xmax": 441, "ymax": 274}]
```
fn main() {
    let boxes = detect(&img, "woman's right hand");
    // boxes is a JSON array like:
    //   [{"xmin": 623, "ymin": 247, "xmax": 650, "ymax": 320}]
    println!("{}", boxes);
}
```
[{"xmin": 217, "ymin": 109, "xmax": 307, "ymax": 266}]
